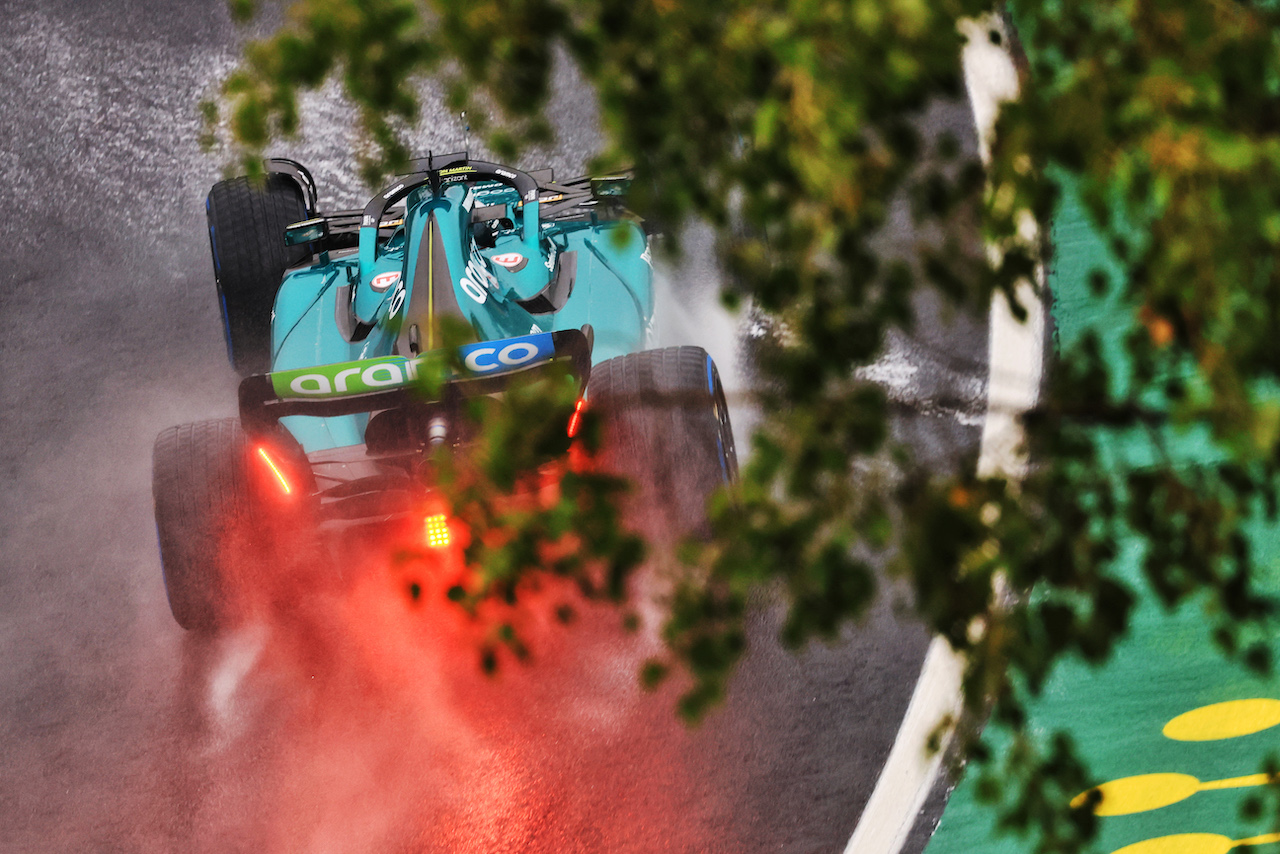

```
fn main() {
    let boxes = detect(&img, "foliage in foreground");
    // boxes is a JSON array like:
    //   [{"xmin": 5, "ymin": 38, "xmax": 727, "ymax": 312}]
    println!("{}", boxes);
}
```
[{"xmin": 209, "ymin": 1, "xmax": 1280, "ymax": 850}]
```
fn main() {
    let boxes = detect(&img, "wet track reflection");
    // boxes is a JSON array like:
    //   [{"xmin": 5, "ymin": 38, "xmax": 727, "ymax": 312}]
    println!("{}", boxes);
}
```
[{"xmin": 169, "ymin": 553, "xmax": 745, "ymax": 852}]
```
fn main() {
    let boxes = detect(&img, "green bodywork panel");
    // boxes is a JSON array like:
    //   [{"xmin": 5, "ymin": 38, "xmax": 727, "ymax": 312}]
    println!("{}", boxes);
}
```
[{"xmin": 268, "ymin": 177, "xmax": 653, "ymax": 452}]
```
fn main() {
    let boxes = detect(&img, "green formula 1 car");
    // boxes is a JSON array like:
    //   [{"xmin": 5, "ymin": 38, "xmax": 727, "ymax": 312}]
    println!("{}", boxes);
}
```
[{"xmin": 152, "ymin": 153, "xmax": 737, "ymax": 631}]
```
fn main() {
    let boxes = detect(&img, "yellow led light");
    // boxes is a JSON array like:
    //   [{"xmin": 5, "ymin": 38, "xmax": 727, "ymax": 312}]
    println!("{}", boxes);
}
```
[
  {"xmin": 256, "ymin": 446, "xmax": 293, "ymax": 495},
  {"xmin": 424, "ymin": 513, "xmax": 451, "ymax": 548}
]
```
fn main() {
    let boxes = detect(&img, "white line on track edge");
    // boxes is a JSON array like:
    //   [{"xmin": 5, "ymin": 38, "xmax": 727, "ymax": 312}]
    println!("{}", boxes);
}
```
[{"xmin": 843, "ymin": 13, "xmax": 1044, "ymax": 854}]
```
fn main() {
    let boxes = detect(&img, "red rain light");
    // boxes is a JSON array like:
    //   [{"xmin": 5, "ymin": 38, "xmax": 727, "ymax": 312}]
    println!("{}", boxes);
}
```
[
  {"xmin": 256, "ymin": 446, "xmax": 293, "ymax": 495},
  {"xmin": 424, "ymin": 513, "xmax": 451, "ymax": 548},
  {"xmin": 567, "ymin": 398, "xmax": 586, "ymax": 438}
]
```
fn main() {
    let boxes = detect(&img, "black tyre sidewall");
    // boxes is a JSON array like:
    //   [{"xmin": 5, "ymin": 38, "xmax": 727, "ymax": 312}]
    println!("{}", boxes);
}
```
[
  {"xmin": 589, "ymin": 346, "xmax": 737, "ymax": 541},
  {"xmin": 153, "ymin": 419, "xmax": 315, "ymax": 631},
  {"xmin": 206, "ymin": 174, "xmax": 309, "ymax": 376}
]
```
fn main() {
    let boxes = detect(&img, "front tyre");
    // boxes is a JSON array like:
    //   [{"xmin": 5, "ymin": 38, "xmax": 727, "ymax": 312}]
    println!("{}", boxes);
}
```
[
  {"xmin": 206, "ymin": 174, "xmax": 309, "ymax": 376},
  {"xmin": 589, "ymin": 346, "xmax": 737, "ymax": 541}
]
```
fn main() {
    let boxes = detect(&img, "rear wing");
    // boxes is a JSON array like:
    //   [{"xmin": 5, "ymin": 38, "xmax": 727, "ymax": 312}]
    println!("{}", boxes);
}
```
[{"xmin": 239, "ymin": 328, "xmax": 592, "ymax": 435}]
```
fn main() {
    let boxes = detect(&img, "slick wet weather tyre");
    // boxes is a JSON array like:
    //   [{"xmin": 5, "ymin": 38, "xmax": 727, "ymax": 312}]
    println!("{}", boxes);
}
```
[
  {"xmin": 207, "ymin": 174, "xmax": 309, "ymax": 376},
  {"xmin": 589, "ymin": 346, "xmax": 737, "ymax": 542}
]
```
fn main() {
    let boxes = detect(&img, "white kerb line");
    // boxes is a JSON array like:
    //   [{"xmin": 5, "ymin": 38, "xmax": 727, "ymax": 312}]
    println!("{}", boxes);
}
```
[{"xmin": 843, "ymin": 13, "xmax": 1044, "ymax": 854}]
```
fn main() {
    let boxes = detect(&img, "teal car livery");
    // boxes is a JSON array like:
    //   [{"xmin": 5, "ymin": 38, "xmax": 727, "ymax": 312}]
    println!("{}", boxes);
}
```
[{"xmin": 152, "ymin": 153, "xmax": 737, "ymax": 631}]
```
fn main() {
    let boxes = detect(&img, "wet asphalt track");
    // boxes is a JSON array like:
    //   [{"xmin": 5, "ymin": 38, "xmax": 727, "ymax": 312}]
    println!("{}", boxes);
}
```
[{"xmin": 0, "ymin": 2, "xmax": 987, "ymax": 851}]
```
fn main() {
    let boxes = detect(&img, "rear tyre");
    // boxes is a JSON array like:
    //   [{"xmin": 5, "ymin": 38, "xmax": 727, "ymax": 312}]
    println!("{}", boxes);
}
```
[
  {"xmin": 206, "ymin": 174, "xmax": 310, "ymax": 376},
  {"xmin": 589, "ymin": 346, "xmax": 737, "ymax": 541},
  {"xmin": 152, "ymin": 418, "xmax": 314, "ymax": 631}
]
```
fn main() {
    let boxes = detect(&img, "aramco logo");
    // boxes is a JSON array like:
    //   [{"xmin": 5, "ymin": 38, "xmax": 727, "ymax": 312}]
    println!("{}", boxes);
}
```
[{"xmin": 271, "ymin": 334, "xmax": 556, "ymax": 399}]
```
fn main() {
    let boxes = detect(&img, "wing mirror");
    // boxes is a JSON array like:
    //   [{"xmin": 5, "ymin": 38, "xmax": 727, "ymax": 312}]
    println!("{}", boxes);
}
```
[
  {"xmin": 590, "ymin": 177, "xmax": 631, "ymax": 198},
  {"xmin": 284, "ymin": 217, "xmax": 328, "ymax": 246}
]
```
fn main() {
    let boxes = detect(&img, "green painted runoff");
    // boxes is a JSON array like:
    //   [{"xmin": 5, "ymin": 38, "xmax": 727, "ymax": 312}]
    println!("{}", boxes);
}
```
[{"xmin": 925, "ymin": 182, "xmax": 1280, "ymax": 854}]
